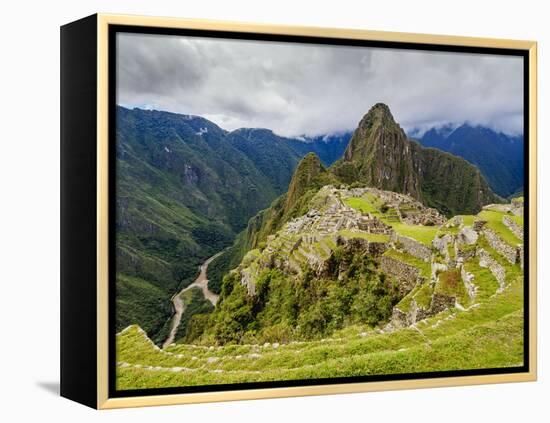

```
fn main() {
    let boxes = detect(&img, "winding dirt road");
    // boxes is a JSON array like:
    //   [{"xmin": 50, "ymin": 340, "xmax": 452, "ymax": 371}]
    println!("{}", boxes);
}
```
[{"xmin": 162, "ymin": 251, "xmax": 224, "ymax": 349}]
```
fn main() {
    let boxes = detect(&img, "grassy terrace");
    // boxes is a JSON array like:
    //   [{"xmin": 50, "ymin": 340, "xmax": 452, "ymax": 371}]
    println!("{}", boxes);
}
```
[
  {"xmin": 390, "ymin": 222, "xmax": 439, "ymax": 246},
  {"xmin": 116, "ymin": 265, "xmax": 523, "ymax": 389},
  {"xmin": 478, "ymin": 210, "xmax": 522, "ymax": 246},
  {"xmin": 345, "ymin": 195, "xmax": 439, "ymax": 246},
  {"xmin": 345, "ymin": 196, "xmax": 380, "ymax": 215},
  {"xmin": 509, "ymin": 214, "xmax": 524, "ymax": 226},
  {"xmin": 460, "ymin": 215, "xmax": 476, "ymax": 226},
  {"xmin": 338, "ymin": 229, "xmax": 390, "ymax": 243},
  {"xmin": 434, "ymin": 269, "xmax": 471, "ymax": 307}
]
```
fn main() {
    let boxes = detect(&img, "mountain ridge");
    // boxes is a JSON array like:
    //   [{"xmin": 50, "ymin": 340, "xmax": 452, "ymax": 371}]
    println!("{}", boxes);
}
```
[{"xmin": 412, "ymin": 123, "xmax": 524, "ymax": 197}]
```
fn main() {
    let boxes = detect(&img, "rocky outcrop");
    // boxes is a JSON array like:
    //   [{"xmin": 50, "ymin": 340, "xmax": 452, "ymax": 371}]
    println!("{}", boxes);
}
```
[
  {"xmin": 431, "ymin": 293, "xmax": 456, "ymax": 314},
  {"xmin": 240, "ymin": 268, "xmax": 257, "ymax": 296}
]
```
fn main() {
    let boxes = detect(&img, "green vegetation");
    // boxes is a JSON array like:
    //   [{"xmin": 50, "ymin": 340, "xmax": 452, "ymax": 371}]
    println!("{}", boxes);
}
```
[
  {"xmin": 510, "ymin": 214, "xmax": 524, "ymax": 226},
  {"xmin": 414, "ymin": 283, "xmax": 434, "ymax": 309},
  {"xmin": 478, "ymin": 210, "xmax": 522, "ymax": 246},
  {"xmin": 344, "ymin": 197, "xmax": 380, "ymax": 215},
  {"xmin": 418, "ymin": 145, "xmax": 499, "ymax": 216},
  {"xmin": 183, "ymin": 244, "xmax": 400, "ymax": 345},
  {"xmin": 116, "ymin": 274, "xmax": 172, "ymax": 344},
  {"xmin": 338, "ymin": 229, "xmax": 390, "ymax": 243},
  {"xmin": 434, "ymin": 269, "xmax": 470, "ymax": 307},
  {"xmin": 116, "ymin": 106, "xmax": 332, "ymax": 341},
  {"xmin": 174, "ymin": 288, "xmax": 214, "ymax": 343},
  {"xmin": 461, "ymin": 215, "xmax": 476, "ymax": 226}
]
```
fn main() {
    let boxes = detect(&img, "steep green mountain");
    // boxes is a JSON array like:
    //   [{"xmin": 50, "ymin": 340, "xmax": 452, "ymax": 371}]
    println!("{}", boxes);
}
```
[
  {"xmin": 414, "ymin": 124, "xmax": 524, "ymax": 198},
  {"xmin": 333, "ymin": 103, "xmax": 499, "ymax": 216},
  {"xmin": 115, "ymin": 106, "xmax": 351, "ymax": 341}
]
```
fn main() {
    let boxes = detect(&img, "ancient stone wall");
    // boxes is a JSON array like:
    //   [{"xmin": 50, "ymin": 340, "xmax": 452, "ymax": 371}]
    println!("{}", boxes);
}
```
[
  {"xmin": 380, "ymin": 255, "xmax": 422, "ymax": 295},
  {"xmin": 473, "ymin": 220, "xmax": 487, "ymax": 232},
  {"xmin": 478, "ymin": 248, "xmax": 506, "ymax": 291},
  {"xmin": 394, "ymin": 234, "xmax": 432, "ymax": 261},
  {"xmin": 431, "ymin": 293, "xmax": 456, "ymax": 314},
  {"xmin": 432, "ymin": 234, "xmax": 453, "ymax": 255},
  {"xmin": 483, "ymin": 228, "xmax": 518, "ymax": 265},
  {"xmin": 460, "ymin": 264, "xmax": 476, "ymax": 299},
  {"xmin": 502, "ymin": 215, "xmax": 523, "ymax": 241}
]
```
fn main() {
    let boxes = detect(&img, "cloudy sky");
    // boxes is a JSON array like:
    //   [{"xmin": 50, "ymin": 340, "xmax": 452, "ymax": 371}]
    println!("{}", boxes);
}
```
[{"xmin": 117, "ymin": 32, "xmax": 524, "ymax": 138}]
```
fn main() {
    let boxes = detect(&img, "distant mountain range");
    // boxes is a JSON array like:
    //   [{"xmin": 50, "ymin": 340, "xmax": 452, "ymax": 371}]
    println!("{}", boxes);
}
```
[{"xmin": 410, "ymin": 124, "xmax": 524, "ymax": 198}]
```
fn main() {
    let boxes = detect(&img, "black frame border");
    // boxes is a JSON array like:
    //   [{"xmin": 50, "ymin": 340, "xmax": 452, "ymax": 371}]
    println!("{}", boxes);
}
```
[{"xmin": 107, "ymin": 23, "xmax": 531, "ymax": 399}]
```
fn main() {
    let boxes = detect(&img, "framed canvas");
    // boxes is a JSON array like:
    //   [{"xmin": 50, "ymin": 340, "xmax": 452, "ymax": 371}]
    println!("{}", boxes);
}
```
[{"xmin": 60, "ymin": 14, "xmax": 537, "ymax": 409}]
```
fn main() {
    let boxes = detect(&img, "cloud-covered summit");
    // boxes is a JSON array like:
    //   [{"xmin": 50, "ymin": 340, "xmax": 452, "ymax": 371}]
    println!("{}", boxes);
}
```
[{"xmin": 117, "ymin": 32, "xmax": 523, "ymax": 137}]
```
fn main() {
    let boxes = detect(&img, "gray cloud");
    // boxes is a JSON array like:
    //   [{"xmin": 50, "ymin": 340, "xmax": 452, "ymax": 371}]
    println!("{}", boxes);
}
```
[{"xmin": 117, "ymin": 33, "xmax": 524, "ymax": 137}]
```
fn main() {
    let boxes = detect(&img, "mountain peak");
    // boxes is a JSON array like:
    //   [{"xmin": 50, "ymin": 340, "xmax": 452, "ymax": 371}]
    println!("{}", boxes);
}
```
[
  {"xmin": 283, "ymin": 153, "xmax": 330, "ymax": 216},
  {"xmin": 342, "ymin": 103, "xmax": 407, "ymax": 164},
  {"xmin": 359, "ymin": 103, "xmax": 397, "ymax": 127}
]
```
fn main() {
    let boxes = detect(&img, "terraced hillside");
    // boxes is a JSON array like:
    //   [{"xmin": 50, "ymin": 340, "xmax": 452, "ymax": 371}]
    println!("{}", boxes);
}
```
[{"xmin": 116, "ymin": 186, "xmax": 524, "ymax": 390}]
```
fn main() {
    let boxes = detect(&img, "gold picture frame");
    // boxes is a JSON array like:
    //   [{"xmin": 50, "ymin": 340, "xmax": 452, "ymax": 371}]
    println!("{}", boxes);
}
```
[{"xmin": 60, "ymin": 13, "xmax": 537, "ymax": 409}]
